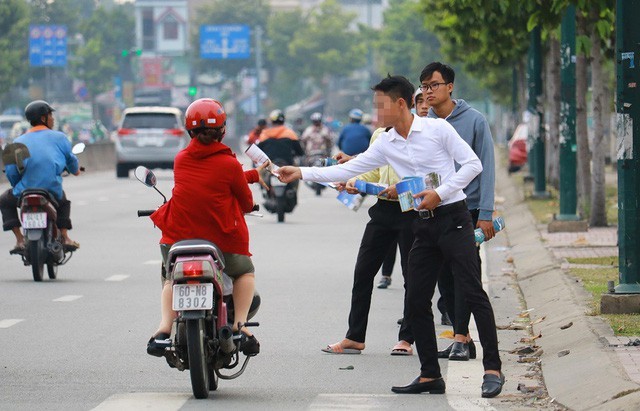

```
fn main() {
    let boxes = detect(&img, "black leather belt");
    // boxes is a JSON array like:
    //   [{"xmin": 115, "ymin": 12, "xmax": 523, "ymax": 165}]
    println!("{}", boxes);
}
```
[{"xmin": 418, "ymin": 200, "xmax": 467, "ymax": 220}]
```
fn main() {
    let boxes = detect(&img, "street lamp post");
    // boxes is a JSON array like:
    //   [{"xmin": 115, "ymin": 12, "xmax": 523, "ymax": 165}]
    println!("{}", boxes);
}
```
[
  {"xmin": 615, "ymin": 0, "xmax": 640, "ymax": 294},
  {"xmin": 528, "ymin": 25, "xmax": 549, "ymax": 198}
]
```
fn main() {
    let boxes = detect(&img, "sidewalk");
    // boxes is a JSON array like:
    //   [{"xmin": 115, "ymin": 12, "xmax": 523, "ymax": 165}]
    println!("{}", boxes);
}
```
[{"xmin": 497, "ymin": 164, "xmax": 640, "ymax": 410}]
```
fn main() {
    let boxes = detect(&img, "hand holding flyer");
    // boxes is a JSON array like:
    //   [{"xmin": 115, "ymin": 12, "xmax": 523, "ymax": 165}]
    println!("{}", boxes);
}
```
[
  {"xmin": 245, "ymin": 144, "xmax": 280, "ymax": 174},
  {"xmin": 395, "ymin": 172, "xmax": 441, "ymax": 212}
]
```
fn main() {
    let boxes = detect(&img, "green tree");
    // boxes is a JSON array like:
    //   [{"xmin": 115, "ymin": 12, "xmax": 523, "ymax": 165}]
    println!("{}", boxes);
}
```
[
  {"xmin": 419, "ymin": 0, "xmax": 531, "ymax": 102},
  {"xmin": 29, "ymin": 0, "xmax": 92, "ymax": 35},
  {"xmin": 265, "ymin": 9, "xmax": 309, "ymax": 109},
  {"xmin": 73, "ymin": 4, "xmax": 135, "ymax": 103},
  {"xmin": 0, "ymin": 0, "xmax": 30, "ymax": 104},
  {"xmin": 288, "ymin": 0, "xmax": 367, "ymax": 81},
  {"xmin": 376, "ymin": 0, "xmax": 487, "ymax": 101},
  {"xmin": 377, "ymin": 0, "xmax": 441, "ymax": 80},
  {"xmin": 191, "ymin": 0, "xmax": 270, "ymax": 78}
]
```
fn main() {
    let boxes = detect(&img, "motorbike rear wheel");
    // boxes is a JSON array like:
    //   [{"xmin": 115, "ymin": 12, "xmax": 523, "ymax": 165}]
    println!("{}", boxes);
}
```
[
  {"xmin": 47, "ymin": 261, "xmax": 57, "ymax": 279},
  {"xmin": 186, "ymin": 318, "xmax": 210, "ymax": 399},
  {"xmin": 29, "ymin": 238, "xmax": 45, "ymax": 282},
  {"xmin": 276, "ymin": 197, "xmax": 286, "ymax": 223}
]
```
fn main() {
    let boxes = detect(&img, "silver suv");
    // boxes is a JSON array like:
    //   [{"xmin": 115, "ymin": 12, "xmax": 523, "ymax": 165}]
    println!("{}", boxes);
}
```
[{"xmin": 115, "ymin": 106, "xmax": 189, "ymax": 178}]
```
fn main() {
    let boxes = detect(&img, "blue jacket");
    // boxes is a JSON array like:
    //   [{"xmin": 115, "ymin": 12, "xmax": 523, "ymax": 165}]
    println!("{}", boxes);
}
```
[
  {"xmin": 428, "ymin": 100, "xmax": 495, "ymax": 221},
  {"xmin": 338, "ymin": 123, "xmax": 372, "ymax": 156},
  {"xmin": 6, "ymin": 126, "xmax": 79, "ymax": 200}
]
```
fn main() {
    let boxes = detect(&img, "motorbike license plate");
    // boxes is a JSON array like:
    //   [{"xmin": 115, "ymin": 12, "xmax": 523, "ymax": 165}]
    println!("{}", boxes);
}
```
[
  {"xmin": 21, "ymin": 212, "xmax": 47, "ymax": 229},
  {"xmin": 172, "ymin": 283, "xmax": 213, "ymax": 310}
]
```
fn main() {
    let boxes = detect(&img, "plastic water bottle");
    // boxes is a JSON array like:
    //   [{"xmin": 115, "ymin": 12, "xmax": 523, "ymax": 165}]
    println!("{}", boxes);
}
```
[{"xmin": 474, "ymin": 216, "xmax": 505, "ymax": 245}]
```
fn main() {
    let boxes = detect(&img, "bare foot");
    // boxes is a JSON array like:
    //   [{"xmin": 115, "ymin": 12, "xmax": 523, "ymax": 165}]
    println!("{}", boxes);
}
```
[{"xmin": 324, "ymin": 339, "xmax": 365, "ymax": 353}]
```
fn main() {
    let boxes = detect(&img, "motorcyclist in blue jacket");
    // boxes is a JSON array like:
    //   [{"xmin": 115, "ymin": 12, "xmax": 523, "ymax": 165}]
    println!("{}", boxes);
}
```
[{"xmin": 0, "ymin": 100, "xmax": 80, "ymax": 253}]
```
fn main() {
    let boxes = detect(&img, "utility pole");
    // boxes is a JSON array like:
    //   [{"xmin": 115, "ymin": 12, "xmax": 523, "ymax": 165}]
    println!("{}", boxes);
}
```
[
  {"xmin": 255, "ymin": 26, "xmax": 263, "ymax": 117},
  {"xmin": 528, "ymin": 25, "xmax": 549, "ymax": 198},
  {"xmin": 614, "ymin": 0, "xmax": 640, "ymax": 294}
]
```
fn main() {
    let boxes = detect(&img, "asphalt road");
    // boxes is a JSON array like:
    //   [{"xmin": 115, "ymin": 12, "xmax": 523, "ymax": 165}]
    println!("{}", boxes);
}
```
[{"xmin": 0, "ymin": 163, "xmax": 527, "ymax": 410}]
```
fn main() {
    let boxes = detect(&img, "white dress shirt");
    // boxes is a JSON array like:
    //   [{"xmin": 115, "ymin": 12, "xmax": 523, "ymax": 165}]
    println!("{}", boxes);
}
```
[{"xmin": 300, "ymin": 115, "xmax": 482, "ymax": 206}]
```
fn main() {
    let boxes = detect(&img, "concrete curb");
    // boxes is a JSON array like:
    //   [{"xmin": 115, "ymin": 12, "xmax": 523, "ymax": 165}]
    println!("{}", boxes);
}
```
[{"xmin": 498, "ymin": 165, "xmax": 640, "ymax": 410}]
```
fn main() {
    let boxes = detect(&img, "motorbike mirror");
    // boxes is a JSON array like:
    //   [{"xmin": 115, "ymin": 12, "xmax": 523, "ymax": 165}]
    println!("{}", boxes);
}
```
[
  {"xmin": 71, "ymin": 143, "xmax": 86, "ymax": 155},
  {"xmin": 134, "ymin": 166, "xmax": 157, "ymax": 187}
]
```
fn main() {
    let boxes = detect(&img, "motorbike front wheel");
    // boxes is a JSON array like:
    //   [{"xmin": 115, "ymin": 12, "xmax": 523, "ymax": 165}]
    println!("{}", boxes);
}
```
[
  {"xmin": 276, "ymin": 197, "xmax": 286, "ymax": 223},
  {"xmin": 186, "ymin": 318, "xmax": 210, "ymax": 399},
  {"xmin": 29, "ymin": 238, "xmax": 45, "ymax": 282}
]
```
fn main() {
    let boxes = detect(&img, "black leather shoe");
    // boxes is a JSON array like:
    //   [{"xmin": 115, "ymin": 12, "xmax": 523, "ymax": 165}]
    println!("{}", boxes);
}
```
[
  {"xmin": 391, "ymin": 377, "xmax": 446, "ymax": 394},
  {"xmin": 449, "ymin": 341, "xmax": 470, "ymax": 361},
  {"xmin": 438, "ymin": 342, "xmax": 453, "ymax": 358},
  {"xmin": 440, "ymin": 312, "xmax": 452, "ymax": 326},
  {"xmin": 481, "ymin": 373, "xmax": 505, "ymax": 398}
]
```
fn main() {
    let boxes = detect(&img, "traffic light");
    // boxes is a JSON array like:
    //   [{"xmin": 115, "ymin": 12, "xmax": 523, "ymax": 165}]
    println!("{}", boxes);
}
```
[
  {"xmin": 188, "ymin": 86, "xmax": 197, "ymax": 97},
  {"xmin": 121, "ymin": 49, "xmax": 142, "ymax": 57}
]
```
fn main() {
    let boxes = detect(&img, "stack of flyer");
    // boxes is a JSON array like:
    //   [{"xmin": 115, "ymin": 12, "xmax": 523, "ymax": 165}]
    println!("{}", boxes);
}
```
[{"xmin": 395, "ymin": 172, "xmax": 441, "ymax": 212}]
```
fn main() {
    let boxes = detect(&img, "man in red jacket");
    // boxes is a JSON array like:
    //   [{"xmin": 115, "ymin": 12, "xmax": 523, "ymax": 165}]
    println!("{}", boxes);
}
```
[{"xmin": 147, "ymin": 98, "xmax": 264, "ymax": 356}]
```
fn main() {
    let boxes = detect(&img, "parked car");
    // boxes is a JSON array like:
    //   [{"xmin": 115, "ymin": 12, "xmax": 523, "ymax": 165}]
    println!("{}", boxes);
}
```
[
  {"xmin": 114, "ymin": 106, "xmax": 188, "ymax": 178},
  {"xmin": 508, "ymin": 123, "xmax": 528, "ymax": 173},
  {"xmin": 0, "ymin": 114, "xmax": 24, "ymax": 148}
]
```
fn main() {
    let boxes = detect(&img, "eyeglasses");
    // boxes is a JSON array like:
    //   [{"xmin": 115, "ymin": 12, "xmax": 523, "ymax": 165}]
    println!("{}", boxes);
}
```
[{"xmin": 419, "ymin": 82, "xmax": 449, "ymax": 91}]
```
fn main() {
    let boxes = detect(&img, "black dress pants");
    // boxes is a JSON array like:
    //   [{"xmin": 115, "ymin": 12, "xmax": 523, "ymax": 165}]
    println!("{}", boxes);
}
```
[
  {"xmin": 438, "ymin": 209, "xmax": 480, "ymax": 336},
  {"xmin": 406, "ymin": 202, "xmax": 501, "ymax": 378},
  {"xmin": 345, "ymin": 199, "xmax": 416, "ymax": 343}
]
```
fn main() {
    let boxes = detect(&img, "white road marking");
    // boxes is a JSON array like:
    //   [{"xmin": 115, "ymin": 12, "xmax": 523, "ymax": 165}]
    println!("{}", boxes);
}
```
[
  {"xmin": 309, "ymin": 394, "xmax": 397, "ymax": 409},
  {"xmin": 53, "ymin": 295, "xmax": 83, "ymax": 302},
  {"xmin": 0, "ymin": 319, "xmax": 24, "ymax": 329},
  {"xmin": 144, "ymin": 260, "xmax": 162, "ymax": 265},
  {"xmin": 91, "ymin": 392, "xmax": 189, "ymax": 411},
  {"xmin": 98, "ymin": 196, "xmax": 109, "ymax": 202},
  {"xmin": 76, "ymin": 200, "xmax": 88, "ymax": 206},
  {"xmin": 105, "ymin": 275, "xmax": 129, "ymax": 282},
  {"xmin": 445, "ymin": 245, "xmax": 497, "ymax": 411}
]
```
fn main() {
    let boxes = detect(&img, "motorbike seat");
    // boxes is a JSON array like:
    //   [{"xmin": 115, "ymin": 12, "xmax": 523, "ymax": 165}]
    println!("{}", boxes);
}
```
[
  {"xmin": 167, "ymin": 239, "xmax": 225, "ymax": 270},
  {"xmin": 19, "ymin": 189, "xmax": 59, "ymax": 208}
]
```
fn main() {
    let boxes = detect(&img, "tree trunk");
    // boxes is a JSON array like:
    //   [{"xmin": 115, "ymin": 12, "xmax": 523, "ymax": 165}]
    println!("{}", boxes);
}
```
[
  {"xmin": 575, "ymin": 11, "xmax": 592, "ymax": 219},
  {"xmin": 589, "ymin": 13, "xmax": 607, "ymax": 226},
  {"xmin": 546, "ymin": 37, "xmax": 561, "ymax": 189}
]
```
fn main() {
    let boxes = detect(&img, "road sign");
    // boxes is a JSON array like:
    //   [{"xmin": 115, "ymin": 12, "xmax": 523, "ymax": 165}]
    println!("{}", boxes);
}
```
[
  {"xmin": 200, "ymin": 25, "xmax": 250, "ymax": 59},
  {"xmin": 29, "ymin": 25, "xmax": 67, "ymax": 67}
]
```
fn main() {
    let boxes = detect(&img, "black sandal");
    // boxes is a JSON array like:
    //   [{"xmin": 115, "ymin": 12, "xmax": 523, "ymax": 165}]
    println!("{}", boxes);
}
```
[{"xmin": 147, "ymin": 332, "xmax": 171, "ymax": 357}]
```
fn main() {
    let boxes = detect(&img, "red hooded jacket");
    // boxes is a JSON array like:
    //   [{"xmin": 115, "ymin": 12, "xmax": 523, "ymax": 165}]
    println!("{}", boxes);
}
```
[{"xmin": 150, "ymin": 139, "xmax": 258, "ymax": 255}]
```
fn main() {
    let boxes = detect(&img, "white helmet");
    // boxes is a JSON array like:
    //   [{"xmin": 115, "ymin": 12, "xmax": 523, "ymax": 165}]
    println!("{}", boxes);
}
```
[{"xmin": 310, "ymin": 112, "xmax": 322, "ymax": 122}]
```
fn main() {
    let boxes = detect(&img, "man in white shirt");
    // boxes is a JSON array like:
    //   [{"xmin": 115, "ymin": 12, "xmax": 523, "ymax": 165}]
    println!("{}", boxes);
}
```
[{"xmin": 276, "ymin": 75, "xmax": 504, "ymax": 398}]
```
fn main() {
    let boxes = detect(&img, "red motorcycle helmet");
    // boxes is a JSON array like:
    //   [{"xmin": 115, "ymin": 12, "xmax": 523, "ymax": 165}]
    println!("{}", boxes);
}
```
[{"xmin": 185, "ymin": 98, "xmax": 226, "ymax": 131}]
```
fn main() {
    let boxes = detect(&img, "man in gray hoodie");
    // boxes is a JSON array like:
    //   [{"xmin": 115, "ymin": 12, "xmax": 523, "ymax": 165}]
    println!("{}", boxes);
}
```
[{"xmin": 421, "ymin": 62, "xmax": 496, "ymax": 361}]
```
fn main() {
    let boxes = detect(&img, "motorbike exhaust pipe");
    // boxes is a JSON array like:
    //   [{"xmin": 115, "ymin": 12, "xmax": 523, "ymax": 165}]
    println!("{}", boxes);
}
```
[
  {"xmin": 49, "ymin": 241, "xmax": 64, "ymax": 262},
  {"xmin": 218, "ymin": 325, "xmax": 235, "ymax": 354}
]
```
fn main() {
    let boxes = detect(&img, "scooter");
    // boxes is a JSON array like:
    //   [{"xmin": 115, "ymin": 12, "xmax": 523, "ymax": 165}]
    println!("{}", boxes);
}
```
[
  {"xmin": 303, "ymin": 150, "xmax": 329, "ymax": 196},
  {"xmin": 135, "ymin": 166, "xmax": 260, "ymax": 399},
  {"xmin": 9, "ymin": 143, "xmax": 85, "ymax": 282},
  {"xmin": 261, "ymin": 158, "xmax": 299, "ymax": 223}
]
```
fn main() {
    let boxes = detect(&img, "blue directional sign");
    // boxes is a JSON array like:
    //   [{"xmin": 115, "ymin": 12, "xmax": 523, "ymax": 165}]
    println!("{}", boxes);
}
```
[
  {"xmin": 200, "ymin": 25, "xmax": 251, "ymax": 60},
  {"xmin": 29, "ymin": 25, "xmax": 67, "ymax": 67}
]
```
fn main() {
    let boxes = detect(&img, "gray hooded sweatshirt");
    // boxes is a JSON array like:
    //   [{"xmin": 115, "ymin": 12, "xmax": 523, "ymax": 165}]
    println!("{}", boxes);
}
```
[{"xmin": 428, "ymin": 99, "xmax": 495, "ymax": 221}]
